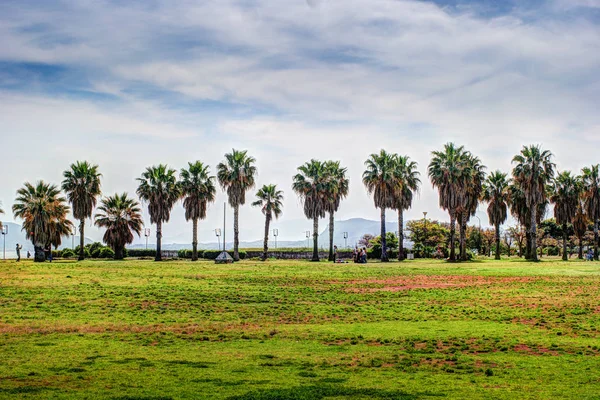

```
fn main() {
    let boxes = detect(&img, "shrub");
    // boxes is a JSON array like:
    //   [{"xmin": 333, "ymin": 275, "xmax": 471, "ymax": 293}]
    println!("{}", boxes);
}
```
[
  {"xmin": 126, "ymin": 249, "xmax": 157, "ymax": 258},
  {"xmin": 73, "ymin": 246, "xmax": 92, "ymax": 258},
  {"xmin": 367, "ymin": 248, "xmax": 397, "ymax": 259},
  {"xmin": 177, "ymin": 249, "xmax": 202, "ymax": 259},
  {"xmin": 61, "ymin": 248, "xmax": 75, "ymax": 258},
  {"xmin": 99, "ymin": 247, "xmax": 115, "ymax": 259},
  {"xmin": 89, "ymin": 242, "xmax": 104, "ymax": 258},
  {"xmin": 202, "ymin": 250, "xmax": 247, "ymax": 260}
]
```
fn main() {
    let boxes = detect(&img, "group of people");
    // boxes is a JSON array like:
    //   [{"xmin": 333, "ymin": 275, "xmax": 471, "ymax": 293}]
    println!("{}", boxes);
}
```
[
  {"xmin": 15, "ymin": 244, "xmax": 32, "ymax": 262},
  {"xmin": 352, "ymin": 246, "xmax": 368, "ymax": 263}
]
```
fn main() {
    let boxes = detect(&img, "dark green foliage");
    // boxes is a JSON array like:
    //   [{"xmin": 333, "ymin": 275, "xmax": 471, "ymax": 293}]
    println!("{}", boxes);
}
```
[
  {"xmin": 126, "ymin": 249, "xmax": 157, "ymax": 258},
  {"xmin": 177, "ymin": 249, "xmax": 203, "ymax": 259},
  {"xmin": 99, "ymin": 247, "xmax": 115, "ymax": 258},
  {"xmin": 61, "ymin": 248, "xmax": 75, "ymax": 258},
  {"xmin": 226, "ymin": 385, "xmax": 419, "ymax": 400}
]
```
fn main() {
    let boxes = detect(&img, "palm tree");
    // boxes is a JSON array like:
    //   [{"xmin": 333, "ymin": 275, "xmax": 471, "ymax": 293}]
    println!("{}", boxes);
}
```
[
  {"xmin": 508, "ymin": 182, "xmax": 548, "ymax": 259},
  {"xmin": 324, "ymin": 161, "xmax": 349, "ymax": 261},
  {"xmin": 136, "ymin": 165, "xmax": 181, "ymax": 261},
  {"xmin": 217, "ymin": 149, "xmax": 257, "ymax": 261},
  {"xmin": 512, "ymin": 145, "xmax": 555, "ymax": 262},
  {"xmin": 363, "ymin": 150, "xmax": 398, "ymax": 262},
  {"xmin": 582, "ymin": 165, "xmax": 600, "ymax": 261},
  {"xmin": 457, "ymin": 153, "xmax": 486, "ymax": 261},
  {"xmin": 482, "ymin": 171, "xmax": 510, "ymax": 260},
  {"xmin": 12, "ymin": 181, "xmax": 73, "ymax": 262},
  {"xmin": 393, "ymin": 155, "xmax": 420, "ymax": 261},
  {"xmin": 94, "ymin": 193, "xmax": 143, "ymax": 259},
  {"xmin": 61, "ymin": 161, "xmax": 102, "ymax": 260},
  {"xmin": 293, "ymin": 160, "xmax": 328, "ymax": 261},
  {"xmin": 180, "ymin": 161, "xmax": 216, "ymax": 261},
  {"xmin": 573, "ymin": 199, "xmax": 588, "ymax": 260},
  {"xmin": 428, "ymin": 143, "xmax": 469, "ymax": 261},
  {"xmin": 252, "ymin": 184, "xmax": 284, "ymax": 261},
  {"xmin": 550, "ymin": 171, "xmax": 580, "ymax": 261}
]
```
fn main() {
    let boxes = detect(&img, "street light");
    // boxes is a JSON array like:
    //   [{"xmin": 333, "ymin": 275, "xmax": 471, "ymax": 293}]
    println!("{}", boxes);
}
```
[
  {"xmin": 423, "ymin": 212, "xmax": 428, "ymax": 257},
  {"xmin": 144, "ymin": 228, "xmax": 151, "ymax": 250},
  {"xmin": 71, "ymin": 230, "xmax": 75, "ymax": 250},
  {"xmin": 273, "ymin": 229, "xmax": 279, "ymax": 249},
  {"xmin": 305, "ymin": 230, "xmax": 311, "ymax": 249},
  {"xmin": 1, "ymin": 224, "xmax": 8, "ymax": 260},
  {"xmin": 215, "ymin": 228, "xmax": 222, "ymax": 250},
  {"xmin": 343, "ymin": 232, "xmax": 348, "ymax": 249}
]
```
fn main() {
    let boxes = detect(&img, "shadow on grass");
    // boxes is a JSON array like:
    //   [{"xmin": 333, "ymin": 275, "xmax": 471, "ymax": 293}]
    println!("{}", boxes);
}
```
[{"xmin": 226, "ymin": 384, "xmax": 439, "ymax": 399}]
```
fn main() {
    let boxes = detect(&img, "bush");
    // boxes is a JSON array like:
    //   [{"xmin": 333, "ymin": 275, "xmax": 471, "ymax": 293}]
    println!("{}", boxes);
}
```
[
  {"xmin": 99, "ymin": 247, "xmax": 115, "ymax": 259},
  {"xmin": 61, "ymin": 248, "xmax": 75, "ymax": 258},
  {"xmin": 177, "ymin": 249, "xmax": 203, "ymax": 259},
  {"xmin": 367, "ymin": 248, "xmax": 397, "ymax": 259},
  {"xmin": 74, "ymin": 246, "xmax": 91, "ymax": 258},
  {"xmin": 89, "ymin": 242, "xmax": 104, "ymax": 258},
  {"xmin": 126, "ymin": 249, "xmax": 157, "ymax": 258},
  {"xmin": 202, "ymin": 250, "xmax": 247, "ymax": 260}
]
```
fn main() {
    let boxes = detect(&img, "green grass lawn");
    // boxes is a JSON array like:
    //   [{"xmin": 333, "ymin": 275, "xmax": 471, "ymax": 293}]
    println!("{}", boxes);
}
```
[{"xmin": 1, "ymin": 257, "xmax": 599, "ymax": 399}]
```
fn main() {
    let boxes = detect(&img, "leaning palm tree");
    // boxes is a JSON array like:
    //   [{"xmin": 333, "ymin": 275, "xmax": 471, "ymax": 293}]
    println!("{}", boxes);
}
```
[
  {"xmin": 293, "ymin": 160, "xmax": 328, "ymax": 261},
  {"xmin": 363, "ymin": 150, "xmax": 398, "ymax": 262},
  {"xmin": 62, "ymin": 161, "xmax": 102, "ymax": 260},
  {"xmin": 393, "ymin": 155, "xmax": 420, "ymax": 261},
  {"xmin": 512, "ymin": 145, "xmax": 555, "ymax": 262},
  {"xmin": 324, "ymin": 161, "xmax": 349, "ymax": 261},
  {"xmin": 252, "ymin": 184, "xmax": 284, "ymax": 261},
  {"xmin": 12, "ymin": 181, "xmax": 73, "ymax": 262},
  {"xmin": 428, "ymin": 143, "xmax": 469, "ymax": 261},
  {"xmin": 550, "ymin": 171, "xmax": 581, "ymax": 261},
  {"xmin": 136, "ymin": 165, "xmax": 181, "ymax": 261},
  {"xmin": 217, "ymin": 149, "xmax": 257, "ymax": 261},
  {"xmin": 582, "ymin": 164, "xmax": 600, "ymax": 261},
  {"xmin": 457, "ymin": 153, "xmax": 486, "ymax": 261},
  {"xmin": 180, "ymin": 161, "xmax": 216, "ymax": 261},
  {"xmin": 94, "ymin": 193, "xmax": 143, "ymax": 259},
  {"xmin": 482, "ymin": 171, "xmax": 510, "ymax": 260}
]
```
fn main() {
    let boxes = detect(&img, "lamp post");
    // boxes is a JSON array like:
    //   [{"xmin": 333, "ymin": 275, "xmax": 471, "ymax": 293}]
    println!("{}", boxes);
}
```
[
  {"xmin": 71, "ymin": 230, "xmax": 75, "ymax": 250},
  {"xmin": 343, "ymin": 232, "xmax": 348, "ymax": 249},
  {"xmin": 273, "ymin": 229, "xmax": 278, "ymax": 249},
  {"xmin": 422, "ymin": 212, "xmax": 428, "ymax": 257},
  {"xmin": 305, "ymin": 231, "xmax": 311, "ymax": 249},
  {"xmin": 144, "ymin": 228, "xmax": 151, "ymax": 250},
  {"xmin": 215, "ymin": 228, "xmax": 222, "ymax": 250},
  {"xmin": 1, "ymin": 224, "xmax": 7, "ymax": 260}
]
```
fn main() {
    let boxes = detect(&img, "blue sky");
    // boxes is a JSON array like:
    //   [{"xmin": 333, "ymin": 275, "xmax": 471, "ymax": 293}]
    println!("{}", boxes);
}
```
[{"xmin": 1, "ymin": 0, "xmax": 599, "ymax": 244}]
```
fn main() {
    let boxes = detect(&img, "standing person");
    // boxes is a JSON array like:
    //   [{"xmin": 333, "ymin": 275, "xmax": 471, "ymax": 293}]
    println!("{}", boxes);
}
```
[
  {"xmin": 333, "ymin": 245, "xmax": 338, "ymax": 263},
  {"xmin": 27, "ymin": 250, "xmax": 31, "ymax": 259},
  {"xmin": 15, "ymin": 244, "xmax": 22, "ymax": 262},
  {"xmin": 360, "ymin": 247, "xmax": 367, "ymax": 263}
]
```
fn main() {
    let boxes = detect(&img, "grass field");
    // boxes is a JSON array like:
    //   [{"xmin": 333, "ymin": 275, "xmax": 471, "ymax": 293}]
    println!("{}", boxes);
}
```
[{"xmin": 1, "ymin": 257, "xmax": 600, "ymax": 399}]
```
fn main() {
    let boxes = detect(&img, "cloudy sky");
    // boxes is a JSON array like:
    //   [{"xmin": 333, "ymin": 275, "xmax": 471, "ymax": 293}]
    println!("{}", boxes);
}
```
[{"xmin": 1, "ymin": 0, "xmax": 599, "ymax": 244}]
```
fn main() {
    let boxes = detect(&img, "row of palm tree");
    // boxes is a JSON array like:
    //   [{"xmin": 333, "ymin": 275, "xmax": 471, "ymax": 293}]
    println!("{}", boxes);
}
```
[{"xmin": 8, "ymin": 144, "xmax": 600, "ymax": 263}]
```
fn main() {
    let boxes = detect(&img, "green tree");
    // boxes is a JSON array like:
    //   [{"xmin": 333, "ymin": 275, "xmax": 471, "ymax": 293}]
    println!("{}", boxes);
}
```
[
  {"xmin": 393, "ymin": 155, "xmax": 420, "ymax": 261},
  {"xmin": 428, "ymin": 143, "xmax": 469, "ymax": 261},
  {"xmin": 550, "ymin": 171, "xmax": 581, "ymax": 261},
  {"xmin": 512, "ymin": 145, "xmax": 555, "ymax": 261},
  {"xmin": 252, "ymin": 184, "xmax": 284, "ymax": 261},
  {"xmin": 482, "ymin": 170, "xmax": 510, "ymax": 260},
  {"xmin": 61, "ymin": 161, "xmax": 102, "ymax": 261},
  {"xmin": 363, "ymin": 150, "xmax": 397, "ymax": 262},
  {"xmin": 217, "ymin": 149, "xmax": 257, "ymax": 261},
  {"xmin": 180, "ymin": 161, "xmax": 216, "ymax": 261},
  {"xmin": 292, "ymin": 160, "xmax": 328, "ymax": 261},
  {"xmin": 324, "ymin": 161, "xmax": 349, "ymax": 261},
  {"xmin": 94, "ymin": 193, "xmax": 143, "ymax": 259},
  {"xmin": 12, "ymin": 181, "xmax": 74, "ymax": 262},
  {"xmin": 136, "ymin": 164, "xmax": 181, "ymax": 261},
  {"xmin": 582, "ymin": 165, "xmax": 600, "ymax": 261}
]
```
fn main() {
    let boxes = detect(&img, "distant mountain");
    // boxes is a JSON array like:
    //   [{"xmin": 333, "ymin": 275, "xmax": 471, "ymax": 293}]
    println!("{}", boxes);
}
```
[{"xmin": 127, "ymin": 218, "xmax": 412, "ymax": 251}]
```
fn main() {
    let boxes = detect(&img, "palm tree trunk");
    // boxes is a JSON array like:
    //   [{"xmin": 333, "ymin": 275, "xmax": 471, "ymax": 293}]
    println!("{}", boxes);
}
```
[
  {"xmin": 562, "ymin": 223, "xmax": 568, "ymax": 261},
  {"xmin": 263, "ymin": 213, "xmax": 271, "ymax": 261},
  {"xmin": 525, "ymin": 224, "xmax": 531, "ymax": 260},
  {"xmin": 156, "ymin": 220, "xmax": 162, "ymax": 262},
  {"xmin": 312, "ymin": 215, "xmax": 319, "ymax": 262},
  {"xmin": 578, "ymin": 236, "xmax": 583, "ymax": 259},
  {"xmin": 79, "ymin": 218, "xmax": 85, "ymax": 261},
  {"xmin": 328, "ymin": 212, "xmax": 334, "ymax": 261},
  {"xmin": 449, "ymin": 210, "xmax": 456, "ymax": 261},
  {"xmin": 460, "ymin": 213, "xmax": 468, "ymax": 261},
  {"xmin": 380, "ymin": 207, "xmax": 388, "ymax": 262},
  {"xmin": 398, "ymin": 210, "xmax": 404, "ymax": 261},
  {"xmin": 34, "ymin": 244, "xmax": 45, "ymax": 262},
  {"xmin": 233, "ymin": 205, "xmax": 240, "ymax": 261},
  {"xmin": 115, "ymin": 246, "xmax": 124, "ymax": 260},
  {"xmin": 594, "ymin": 219, "xmax": 599, "ymax": 261},
  {"xmin": 495, "ymin": 224, "xmax": 501, "ymax": 260},
  {"xmin": 530, "ymin": 207, "xmax": 538, "ymax": 261},
  {"xmin": 192, "ymin": 217, "xmax": 198, "ymax": 261}
]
